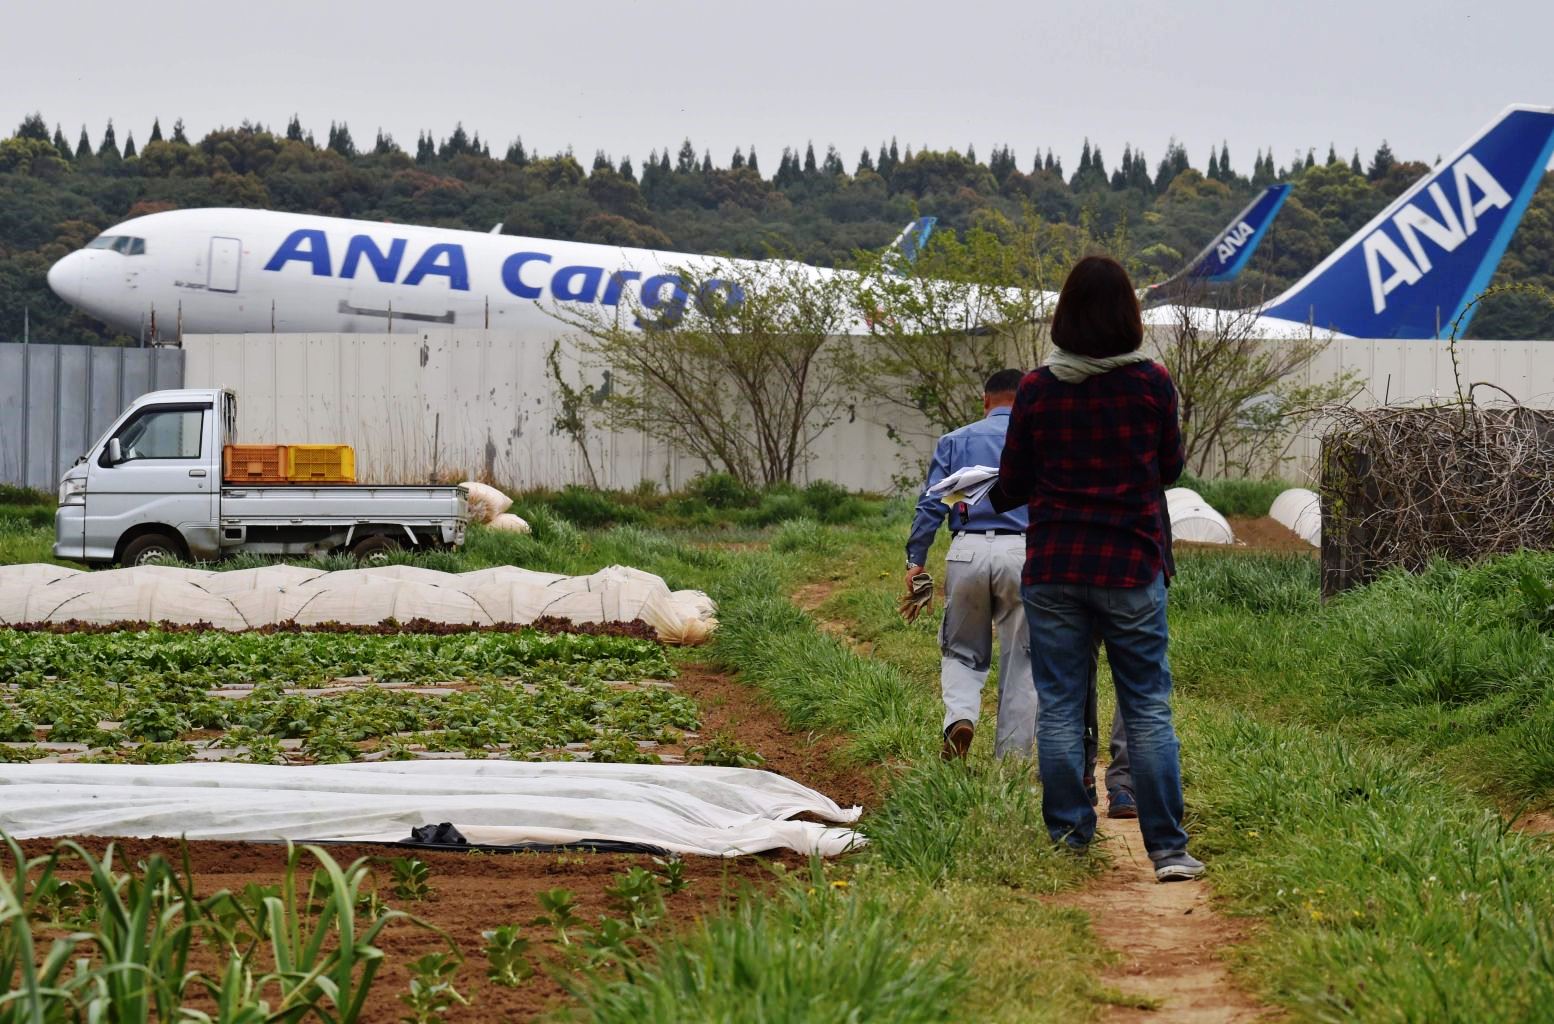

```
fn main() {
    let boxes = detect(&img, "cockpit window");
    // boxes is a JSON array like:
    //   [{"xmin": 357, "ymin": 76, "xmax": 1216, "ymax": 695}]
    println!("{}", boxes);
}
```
[{"xmin": 85, "ymin": 235, "xmax": 147, "ymax": 255}]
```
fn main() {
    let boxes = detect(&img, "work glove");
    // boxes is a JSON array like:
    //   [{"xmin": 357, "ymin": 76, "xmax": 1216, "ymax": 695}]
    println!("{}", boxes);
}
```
[{"xmin": 899, "ymin": 571, "xmax": 934, "ymax": 623}]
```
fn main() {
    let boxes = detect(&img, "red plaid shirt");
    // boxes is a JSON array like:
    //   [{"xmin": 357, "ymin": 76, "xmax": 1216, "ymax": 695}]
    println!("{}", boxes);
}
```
[{"xmin": 998, "ymin": 361, "xmax": 1184, "ymax": 587}]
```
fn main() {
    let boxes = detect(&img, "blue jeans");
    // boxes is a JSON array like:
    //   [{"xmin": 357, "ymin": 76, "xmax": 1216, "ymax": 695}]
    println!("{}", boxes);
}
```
[{"xmin": 1022, "ymin": 573, "xmax": 1190, "ymax": 860}]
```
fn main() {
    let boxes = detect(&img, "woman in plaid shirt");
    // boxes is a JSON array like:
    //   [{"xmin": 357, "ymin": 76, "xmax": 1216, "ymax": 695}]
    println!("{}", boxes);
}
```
[{"xmin": 997, "ymin": 255, "xmax": 1203, "ymax": 883}]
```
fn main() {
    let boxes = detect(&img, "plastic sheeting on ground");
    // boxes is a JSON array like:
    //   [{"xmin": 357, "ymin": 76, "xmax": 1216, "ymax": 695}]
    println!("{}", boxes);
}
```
[
  {"xmin": 0, "ymin": 563, "xmax": 717, "ymax": 640},
  {"xmin": 1270, "ymin": 487, "xmax": 1321, "ymax": 547},
  {"xmin": 0, "ymin": 761, "xmax": 862, "ymax": 857},
  {"xmin": 1165, "ymin": 487, "xmax": 1235, "ymax": 545}
]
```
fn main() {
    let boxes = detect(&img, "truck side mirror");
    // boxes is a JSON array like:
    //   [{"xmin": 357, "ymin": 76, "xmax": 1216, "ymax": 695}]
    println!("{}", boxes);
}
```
[{"xmin": 105, "ymin": 438, "xmax": 123, "ymax": 466}]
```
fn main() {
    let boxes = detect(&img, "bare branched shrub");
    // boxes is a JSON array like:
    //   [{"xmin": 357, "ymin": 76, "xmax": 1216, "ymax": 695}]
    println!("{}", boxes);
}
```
[
  {"xmin": 1156, "ymin": 284, "xmax": 1355, "ymax": 477},
  {"xmin": 555, "ymin": 260, "xmax": 854, "ymax": 487},
  {"xmin": 842, "ymin": 214, "xmax": 1078, "ymax": 437}
]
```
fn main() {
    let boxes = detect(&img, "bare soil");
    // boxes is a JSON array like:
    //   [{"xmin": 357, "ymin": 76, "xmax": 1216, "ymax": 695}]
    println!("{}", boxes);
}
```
[
  {"xmin": 1189, "ymin": 517, "xmax": 1316, "ymax": 555},
  {"xmin": 21, "ymin": 661, "xmax": 870, "ymax": 1022},
  {"xmin": 1066, "ymin": 813, "xmax": 1276, "ymax": 1023}
]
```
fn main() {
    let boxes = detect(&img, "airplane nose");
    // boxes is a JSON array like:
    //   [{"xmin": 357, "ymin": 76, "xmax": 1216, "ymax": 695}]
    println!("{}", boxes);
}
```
[{"xmin": 47, "ymin": 252, "xmax": 81, "ymax": 304}]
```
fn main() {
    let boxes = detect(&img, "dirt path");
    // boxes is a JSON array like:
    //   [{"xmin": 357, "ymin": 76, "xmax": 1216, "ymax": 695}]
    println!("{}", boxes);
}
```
[{"xmin": 1067, "ymin": 812, "xmax": 1272, "ymax": 1022}]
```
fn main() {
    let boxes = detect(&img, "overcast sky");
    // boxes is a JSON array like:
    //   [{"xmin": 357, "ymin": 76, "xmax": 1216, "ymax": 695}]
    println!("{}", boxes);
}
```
[{"xmin": 7, "ymin": 0, "xmax": 1551, "ymax": 176}]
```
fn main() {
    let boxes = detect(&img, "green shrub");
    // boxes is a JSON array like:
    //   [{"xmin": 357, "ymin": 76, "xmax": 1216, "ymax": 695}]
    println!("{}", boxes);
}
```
[
  {"xmin": 547, "ymin": 485, "xmax": 643, "ymax": 528},
  {"xmin": 684, "ymin": 472, "xmax": 757, "ymax": 510}
]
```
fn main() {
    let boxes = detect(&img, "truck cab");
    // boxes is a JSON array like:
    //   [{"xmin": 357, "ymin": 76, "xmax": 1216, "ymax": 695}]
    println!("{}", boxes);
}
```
[{"xmin": 55, "ymin": 388, "xmax": 468, "ymax": 566}]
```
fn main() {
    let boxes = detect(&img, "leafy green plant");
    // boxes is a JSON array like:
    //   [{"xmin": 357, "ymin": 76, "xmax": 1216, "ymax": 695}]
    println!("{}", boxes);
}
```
[
  {"xmin": 587, "ymin": 731, "xmax": 661, "ymax": 764},
  {"xmin": 481, "ymin": 925, "xmax": 535, "ymax": 987},
  {"xmin": 687, "ymin": 731, "xmax": 766, "ymax": 768},
  {"xmin": 580, "ymin": 916, "xmax": 637, "ymax": 968},
  {"xmin": 398, "ymin": 952, "xmax": 467, "ymax": 1024},
  {"xmin": 532, "ymin": 888, "xmax": 581, "ymax": 946},
  {"xmin": 652, "ymin": 857, "xmax": 689, "ymax": 896},
  {"xmin": 388, "ymin": 857, "xmax": 433, "ymax": 902},
  {"xmin": 604, "ymin": 867, "xmax": 666, "ymax": 931}
]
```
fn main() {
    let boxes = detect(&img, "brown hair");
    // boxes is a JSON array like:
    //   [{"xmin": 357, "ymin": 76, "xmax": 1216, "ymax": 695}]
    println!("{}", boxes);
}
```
[{"xmin": 1050, "ymin": 256, "xmax": 1143, "ymax": 358}]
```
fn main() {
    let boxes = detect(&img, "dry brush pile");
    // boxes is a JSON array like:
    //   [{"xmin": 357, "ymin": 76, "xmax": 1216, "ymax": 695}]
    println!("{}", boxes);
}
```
[{"xmin": 1319, "ymin": 402, "xmax": 1554, "ymax": 594}]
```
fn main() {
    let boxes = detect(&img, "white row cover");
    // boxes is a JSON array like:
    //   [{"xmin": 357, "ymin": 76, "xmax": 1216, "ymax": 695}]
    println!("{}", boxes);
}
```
[
  {"xmin": 1164, "ymin": 487, "xmax": 1235, "ymax": 546},
  {"xmin": 0, "ymin": 761, "xmax": 862, "ymax": 858},
  {"xmin": 1270, "ymin": 487, "xmax": 1322, "ymax": 547},
  {"xmin": 0, "ymin": 563, "xmax": 717, "ymax": 642}
]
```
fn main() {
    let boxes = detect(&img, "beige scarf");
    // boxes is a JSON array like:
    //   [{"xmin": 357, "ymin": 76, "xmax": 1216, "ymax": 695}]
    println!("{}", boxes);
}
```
[{"xmin": 1043, "ymin": 347, "xmax": 1153, "ymax": 383}]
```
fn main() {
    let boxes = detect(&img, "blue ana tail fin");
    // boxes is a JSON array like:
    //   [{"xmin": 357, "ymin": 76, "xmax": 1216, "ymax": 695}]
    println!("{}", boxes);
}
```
[
  {"xmin": 1141, "ymin": 184, "xmax": 1291, "ymax": 306},
  {"xmin": 887, "ymin": 216, "xmax": 937, "ymax": 267},
  {"xmin": 1259, "ymin": 105, "xmax": 1554, "ymax": 338}
]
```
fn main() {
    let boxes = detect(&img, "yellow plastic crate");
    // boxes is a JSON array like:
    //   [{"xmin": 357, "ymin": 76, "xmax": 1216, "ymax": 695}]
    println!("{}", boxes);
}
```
[
  {"xmin": 223, "ymin": 444, "xmax": 288, "ymax": 483},
  {"xmin": 285, "ymin": 444, "xmax": 356, "ymax": 483}
]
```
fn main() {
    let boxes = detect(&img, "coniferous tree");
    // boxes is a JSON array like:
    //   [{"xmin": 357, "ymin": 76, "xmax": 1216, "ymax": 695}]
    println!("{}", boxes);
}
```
[
  {"xmin": 52, "ymin": 125, "xmax": 71, "ymax": 160},
  {"xmin": 675, "ymin": 138, "xmax": 696, "ymax": 173},
  {"xmin": 16, "ymin": 112, "xmax": 48, "ymax": 141},
  {"xmin": 774, "ymin": 148, "xmax": 795, "ymax": 187},
  {"xmin": 641, "ymin": 149, "xmax": 663, "ymax": 191},
  {"xmin": 505, "ymin": 137, "xmax": 528, "ymax": 165},
  {"xmin": 1349, "ymin": 149, "xmax": 1363, "ymax": 175},
  {"xmin": 1077, "ymin": 139, "xmax": 1092, "ymax": 177},
  {"xmin": 1154, "ymin": 140, "xmax": 1190, "ymax": 190},
  {"xmin": 171, "ymin": 118, "xmax": 188, "ymax": 144},
  {"xmin": 75, "ymin": 126, "xmax": 91, "ymax": 159},
  {"xmin": 888, "ymin": 137, "xmax": 900, "ymax": 169},
  {"xmin": 701, "ymin": 149, "xmax": 713, "ymax": 173},
  {"xmin": 659, "ymin": 150, "xmax": 670, "ymax": 174},
  {"xmin": 619, "ymin": 155, "xmax": 635, "ymax": 181},
  {"xmin": 373, "ymin": 129, "xmax": 398, "ymax": 155},
  {"xmin": 1207, "ymin": 149, "xmax": 1220, "ymax": 180},
  {"xmin": 1325, "ymin": 143, "xmax": 1339, "ymax": 165},
  {"xmin": 1130, "ymin": 148, "xmax": 1152, "ymax": 192},
  {"xmin": 822, "ymin": 145, "xmax": 844, "ymax": 176},
  {"xmin": 286, "ymin": 114, "xmax": 303, "ymax": 142},
  {"xmin": 149, "ymin": 117, "xmax": 163, "ymax": 143},
  {"xmin": 965, "ymin": 142, "xmax": 976, "ymax": 165},
  {"xmin": 1052, "ymin": 155, "xmax": 1062, "ymax": 178},
  {"xmin": 1367, "ymin": 139, "xmax": 1396, "ymax": 181},
  {"xmin": 731, "ymin": 147, "xmax": 745, "ymax": 169},
  {"xmin": 855, "ymin": 147, "xmax": 872, "ymax": 174},
  {"xmin": 122, "ymin": 131, "xmax": 136, "ymax": 159},
  {"xmin": 593, "ymin": 149, "xmax": 612, "ymax": 171},
  {"xmin": 746, "ymin": 146, "xmax": 759, "ymax": 175},
  {"xmin": 1113, "ymin": 145, "xmax": 1133, "ymax": 190},
  {"xmin": 327, "ymin": 121, "xmax": 356, "ymax": 158},
  {"xmin": 1044, "ymin": 149, "xmax": 1056, "ymax": 173},
  {"xmin": 803, "ymin": 142, "xmax": 817, "ymax": 175},
  {"xmin": 1218, "ymin": 141, "xmax": 1232, "ymax": 181},
  {"xmin": 440, "ymin": 122, "xmax": 472, "ymax": 159},
  {"xmin": 415, "ymin": 131, "xmax": 434, "ymax": 163},
  {"xmin": 1304, "ymin": 148, "xmax": 1316, "ymax": 170},
  {"xmin": 989, "ymin": 144, "xmax": 1015, "ymax": 183},
  {"xmin": 97, "ymin": 119, "xmax": 119, "ymax": 159},
  {"xmin": 1091, "ymin": 146, "xmax": 1106, "ymax": 181},
  {"xmin": 876, "ymin": 141, "xmax": 890, "ymax": 175}
]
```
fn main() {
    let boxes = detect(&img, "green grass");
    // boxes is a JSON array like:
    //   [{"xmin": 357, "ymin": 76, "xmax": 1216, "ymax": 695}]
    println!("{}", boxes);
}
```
[
  {"xmin": 573, "ymin": 863, "xmax": 967, "ymax": 1024},
  {"xmin": 1177, "ymin": 473, "xmax": 1291, "ymax": 518}
]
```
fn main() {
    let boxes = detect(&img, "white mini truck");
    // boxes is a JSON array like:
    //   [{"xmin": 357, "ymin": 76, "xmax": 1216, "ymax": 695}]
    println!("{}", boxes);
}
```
[{"xmin": 55, "ymin": 388, "xmax": 469, "ymax": 566}]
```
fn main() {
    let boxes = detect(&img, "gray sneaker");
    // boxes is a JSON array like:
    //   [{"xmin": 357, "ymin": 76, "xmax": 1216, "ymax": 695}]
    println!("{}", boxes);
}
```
[{"xmin": 1153, "ymin": 851, "xmax": 1205, "ymax": 882}]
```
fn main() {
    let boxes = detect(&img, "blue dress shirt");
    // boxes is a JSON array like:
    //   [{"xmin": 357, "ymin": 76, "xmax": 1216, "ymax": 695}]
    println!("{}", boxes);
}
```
[{"xmin": 905, "ymin": 407, "xmax": 1029, "ymax": 568}]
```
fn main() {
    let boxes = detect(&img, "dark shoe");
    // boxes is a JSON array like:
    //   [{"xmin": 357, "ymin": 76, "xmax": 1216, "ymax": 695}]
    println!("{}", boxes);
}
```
[
  {"xmin": 1154, "ymin": 851, "xmax": 1205, "ymax": 882},
  {"xmin": 941, "ymin": 719, "xmax": 974, "ymax": 761},
  {"xmin": 1107, "ymin": 789, "xmax": 1138, "ymax": 819}
]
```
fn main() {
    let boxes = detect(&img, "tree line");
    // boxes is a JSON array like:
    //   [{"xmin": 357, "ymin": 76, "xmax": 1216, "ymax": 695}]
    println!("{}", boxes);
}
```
[{"xmin": 2, "ymin": 112, "xmax": 1551, "ymax": 344}]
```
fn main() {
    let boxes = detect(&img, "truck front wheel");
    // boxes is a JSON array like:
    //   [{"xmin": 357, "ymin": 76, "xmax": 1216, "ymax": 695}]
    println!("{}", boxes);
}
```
[
  {"xmin": 350, "ymin": 534, "xmax": 401, "ymax": 564},
  {"xmin": 121, "ymin": 532, "xmax": 187, "ymax": 567}
]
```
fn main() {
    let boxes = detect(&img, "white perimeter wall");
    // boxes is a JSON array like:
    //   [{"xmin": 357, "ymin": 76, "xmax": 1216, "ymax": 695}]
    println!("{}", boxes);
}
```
[{"xmin": 184, "ymin": 330, "xmax": 1554, "ymax": 492}]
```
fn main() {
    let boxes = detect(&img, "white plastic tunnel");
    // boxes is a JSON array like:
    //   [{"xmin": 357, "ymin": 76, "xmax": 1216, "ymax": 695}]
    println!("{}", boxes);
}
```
[
  {"xmin": 1164, "ymin": 487, "xmax": 1235, "ymax": 546},
  {"xmin": 1270, "ymin": 488, "xmax": 1321, "ymax": 547}
]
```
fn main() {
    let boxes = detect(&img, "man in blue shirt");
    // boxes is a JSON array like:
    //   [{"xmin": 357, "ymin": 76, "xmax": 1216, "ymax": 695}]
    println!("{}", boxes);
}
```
[
  {"xmin": 906, "ymin": 369, "xmax": 1039, "ymax": 760},
  {"xmin": 907, "ymin": 370, "xmax": 1131, "ymax": 799}
]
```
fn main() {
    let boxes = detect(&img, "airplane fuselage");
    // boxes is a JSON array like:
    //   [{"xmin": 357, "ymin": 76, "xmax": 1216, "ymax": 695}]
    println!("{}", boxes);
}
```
[{"xmin": 46, "ymin": 208, "xmax": 823, "ymax": 338}]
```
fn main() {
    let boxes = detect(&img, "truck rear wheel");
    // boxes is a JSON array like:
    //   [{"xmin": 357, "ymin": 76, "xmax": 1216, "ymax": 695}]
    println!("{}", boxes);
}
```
[
  {"xmin": 350, "ymin": 534, "xmax": 401, "ymax": 564},
  {"xmin": 121, "ymin": 532, "xmax": 186, "ymax": 567}
]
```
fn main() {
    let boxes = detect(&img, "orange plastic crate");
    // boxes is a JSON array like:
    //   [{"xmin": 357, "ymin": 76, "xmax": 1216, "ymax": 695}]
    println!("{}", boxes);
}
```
[
  {"xmin": 223, "ymin": 444, "xmax": 288, "ymax": 483},
  {"xmin": 286, "ymin": 444, "xmax": 356, "ymax": 483}
]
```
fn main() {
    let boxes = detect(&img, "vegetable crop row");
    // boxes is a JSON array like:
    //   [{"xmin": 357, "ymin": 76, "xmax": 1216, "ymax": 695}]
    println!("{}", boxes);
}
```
[{"xmin": 0, "ymin": 627, "xmax": 673, "ymax": 688}]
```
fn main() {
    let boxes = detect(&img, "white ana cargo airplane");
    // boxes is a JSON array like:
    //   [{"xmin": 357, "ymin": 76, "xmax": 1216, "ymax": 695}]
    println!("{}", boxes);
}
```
[
  {"xmin": 44, "ymin": 199, "xmax": 1274, "ymax": 340},
  {"xmin": 47, "ymin": 104, "xmax": 1552, "ymax": 342}
]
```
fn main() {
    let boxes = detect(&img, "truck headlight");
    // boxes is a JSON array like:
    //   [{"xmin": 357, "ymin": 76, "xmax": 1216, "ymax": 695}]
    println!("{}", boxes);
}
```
[{"xmin": 58, "ymin": 478, "xmax": 85, "ymax": 507}]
